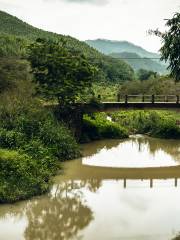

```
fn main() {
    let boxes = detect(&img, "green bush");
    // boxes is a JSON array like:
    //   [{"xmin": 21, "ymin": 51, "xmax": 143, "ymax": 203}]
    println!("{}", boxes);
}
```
[
  {"xmin": 110, "ymin": 110, "xmax": 180, "ymax": 139},
  {"xmin": 0, "ymin": 105, "xmax": 81, "ymax": 203},
  {"xmin": 39, "ymin": 120, "xmax": 81, "ymax": 160},
  {"xmin": 0, "ymin": 128, "xmax": 26, "ymax": 149},
  {"xmin": 81, "ymin": 113, "xmax": 128, "ymax": 142},
  {"xmin": 16, "ymin": 110, "xmax": 80, "ymax": 160},
  {"xmin": 151, "ymin": 117, "xmax": 180, "ymax": 139},
  {"xmin": 0, "ymin": 149, "xmax": 56, "ymax": 203}
]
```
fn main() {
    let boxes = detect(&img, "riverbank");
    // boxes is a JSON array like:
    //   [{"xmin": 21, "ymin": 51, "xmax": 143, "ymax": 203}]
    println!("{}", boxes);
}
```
[
  {"xmin": 1, "ymin": 108, "xmax": 180, "ymax": 203},
  {"xmin": 1, "ymin": 135, "xmax": 180, "ymax": 240}
]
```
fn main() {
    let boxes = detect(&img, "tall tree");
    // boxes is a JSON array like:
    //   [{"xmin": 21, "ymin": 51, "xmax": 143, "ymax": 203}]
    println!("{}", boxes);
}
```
[
  {"xmin": 28, "ymin": 38, "xmax": 97, "ymax": 106},
  {"xmin": 151, "ymin": 12, "xmax": 180, "ymax": 81}
]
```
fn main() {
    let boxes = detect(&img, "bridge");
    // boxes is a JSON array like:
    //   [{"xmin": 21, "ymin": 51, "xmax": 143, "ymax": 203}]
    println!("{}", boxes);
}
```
[{"xmin": 85, "ymin": 94, "xmax": 180, "ymax": 111}]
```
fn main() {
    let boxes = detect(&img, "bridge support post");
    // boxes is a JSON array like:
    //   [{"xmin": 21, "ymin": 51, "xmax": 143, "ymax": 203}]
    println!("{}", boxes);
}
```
[
  {"xmin": 176, "ymin": 95, "xmax": 179, "ymax": 104},
  {"xmin": 150, "ymin": 179, "xmax": 153, "ymax": 188},
  {"xmin": 123, "ymin": 179, "xmax": 127, "ymax": 189},
  {"xmin": 152, "ymin": 95, "xmax": 155, "ymax": 104},
  {"xmin": 175, "ymin": 178, "xmax": 178, "ymax": 187},
  {"xmin": 142, "ymin": 95, "xmax": 145, "ymax": 102},
  {"xmin": 117, "ymin": 93, "xmax": 120, "ymax": 102},
  {"xmin": 125, "ymin": 95, "xmax": 128, "ymax": 104},
  {"xmin": 98, "ymin": 95, "xmax": 101, "ymax": 101}
]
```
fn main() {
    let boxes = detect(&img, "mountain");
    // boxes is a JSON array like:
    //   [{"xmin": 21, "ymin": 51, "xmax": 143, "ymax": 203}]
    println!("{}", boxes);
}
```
[
  {"xmin": 0, "ymin": 10, "xmax": 135, "ymax": 82},
  {"xmin": 85, "ymin": 39, "xmax": 168, "ymax": 74},
  {"xmin": 85, "ymin": 39, "xmax": 159, "ymax": 58},
  {"xmin": 110, "ymin": 52, "xmax": 168, "ymax": 74}
]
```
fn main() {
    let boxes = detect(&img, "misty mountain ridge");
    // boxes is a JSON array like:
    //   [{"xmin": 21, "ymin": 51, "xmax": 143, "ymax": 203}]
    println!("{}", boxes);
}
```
[
  {"xmin": 109, "ymin": 52, "xmax": 168, "ymax": 74},
  {"xmin": 85, "ymin": 39, "xmax": 160, "ymax": 58},
  {"xmin": 85, "ymin": 39, "xmax": 168, "ymax": 74}
]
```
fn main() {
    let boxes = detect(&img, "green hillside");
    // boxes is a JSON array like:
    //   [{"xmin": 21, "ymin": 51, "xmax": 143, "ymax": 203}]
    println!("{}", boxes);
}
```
[
  {"xmin": 110, "ymin": 52, "xmax": 168, "ymax": 74},
  {"xmin": 86, "ymin": 39, "xmax": 168, "ymax": 74},
  {"xmin": 0, "ymin": 11, "xmax": 134, "ymax": 82}
]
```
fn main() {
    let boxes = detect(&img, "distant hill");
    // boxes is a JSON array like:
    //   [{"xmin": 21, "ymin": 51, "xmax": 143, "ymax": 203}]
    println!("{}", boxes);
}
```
[
  {"xmin": 85, "ymin": 39, "xmax": 168, "ymax": 74},
  {"xmin": 110, "ymin": 52, "xmax": 168, "ymax": 74},
  {"xmin": 0, "ymin": 11, "xmax": 135, "ymax": 82},
  {"xmin": 86, "ymin": 39, "xmax": 159, "ymax": 58}
]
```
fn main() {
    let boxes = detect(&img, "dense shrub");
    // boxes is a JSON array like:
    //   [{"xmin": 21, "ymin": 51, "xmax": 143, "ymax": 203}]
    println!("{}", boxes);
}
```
[
  {"xmin": 14, "ymin": 109, "xmax": 81, "ymax": 160},
  {"xmin": 0, "ymin": 128, "xmax": 26, "ymax": 149},
  {"xmin": 81, "ymin": 113, "xmax": 128, "ymax": 142},
  {"xmin": 110, "ymin": 110, "xmax": 180, "ymax": 139},
  {"xmin": 0, "ymin": 104, "xmax": 80, "ymax": 203},
  {"xmin": 0, "ymin": 149, "xmax": 56, "ymax": 203}
]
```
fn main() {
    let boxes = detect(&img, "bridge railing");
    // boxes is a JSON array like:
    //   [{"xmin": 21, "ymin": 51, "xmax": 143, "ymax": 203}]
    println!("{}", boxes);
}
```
[{"xmin": 100, "ymin": 94, "xmax": 180, "ymax": 104}]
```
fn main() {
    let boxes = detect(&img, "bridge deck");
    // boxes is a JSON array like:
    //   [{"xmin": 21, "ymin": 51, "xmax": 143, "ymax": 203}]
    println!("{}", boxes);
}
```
[{"xmin": 83, "ymin": 102, "xmax": 180, "ymax": 112}]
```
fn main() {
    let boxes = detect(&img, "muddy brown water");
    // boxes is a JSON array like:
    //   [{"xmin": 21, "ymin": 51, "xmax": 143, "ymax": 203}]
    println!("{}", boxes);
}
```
[{"xmin": 1, "ymin": 135, "xmax": 180, "ymax": 240}]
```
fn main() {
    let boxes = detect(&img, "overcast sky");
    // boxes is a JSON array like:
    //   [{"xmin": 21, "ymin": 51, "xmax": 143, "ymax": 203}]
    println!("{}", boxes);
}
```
[{"xmin": 0, "ymin": 0, "xmax": 179, "ymax": 53}]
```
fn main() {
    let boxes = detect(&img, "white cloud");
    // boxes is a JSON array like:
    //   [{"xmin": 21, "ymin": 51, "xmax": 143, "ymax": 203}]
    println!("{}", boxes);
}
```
[{"xmin": 60, "ymin": 0, "xmax": 109, "ymax": 5}]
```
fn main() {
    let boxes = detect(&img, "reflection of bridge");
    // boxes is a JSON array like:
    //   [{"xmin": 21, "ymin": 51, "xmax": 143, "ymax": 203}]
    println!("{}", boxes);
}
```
[{"xmin": 61, "ymin": 160, "xmax": 180, "ymax": 188}]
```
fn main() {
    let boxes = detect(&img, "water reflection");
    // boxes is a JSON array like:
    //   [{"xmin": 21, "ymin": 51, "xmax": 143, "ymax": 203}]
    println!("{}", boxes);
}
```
[
  {"xmin": 82, "ymin": 135, "xmax": 180, "ymax": 168},
  {"xmin": 24, "ymin": 182, "xmax": 93, "ymax": 240},
  {"xmin": 82, "ymin": 135, "xmax": 180, "ymax": 161},
  {"xmin": 0, "ymin": 181, "xmax": 93, "ymax": 240},
  {"xmin": 1, "ymin": 135, "xmax": 180, "ymax": 240}
]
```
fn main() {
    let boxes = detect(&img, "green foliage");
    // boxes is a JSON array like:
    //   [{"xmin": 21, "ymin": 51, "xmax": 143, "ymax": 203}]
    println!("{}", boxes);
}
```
[
  {"xmin": 161, "ymin": 13, "xmax": 180, "ymax": 81},
  {"xmin": 137, "ymin": 69, "xmax": 158, "ymax": 81},
  {"xmin": 28, "ymin": 38, "xmax": 97, "ymax": 105},
  {"xmin": 0, "ymin": 33, "xmax": 28, "ymax": 57},
  {"xmin": 0, "ymin": 86, "xmax": 80, "ymax": 203},
  {"xmin": 0, "ymin": 129, "xmax": 26, "ymax": 149},
  {"xmin": 119, "ymin": 76, "xmax": 180, "ymax": 95},
  {"xmin": 92, "ymin": 83, "xmax": 119, "ymax": 101},
  {"xmin": 152, "ymin": 12, "xmax": 180, "ymax": 81},
  {"xmin": 0, "ymin": 58, "xmax": 32, "ymax": 94},
  {"xmin": 0, "ymin": 108, "xmax": 80, "ymax": 203},
  {"xmin": 0, "ymin": 149, "xmax": 56, "ymax": 203},
  {"xmin": 0, "ymin": 104, "xmax": 81, "ymax": 161},
  {"xmin": 81, "ymin": 113, "xmax": 128, "ymax": 142},
  {"xmin": 110, "ymin": 110, "xmax": 180, "ymax": 139},
  {"xmin": 93, "ymin": 55, "xmax": 135, "ymax": 82}
]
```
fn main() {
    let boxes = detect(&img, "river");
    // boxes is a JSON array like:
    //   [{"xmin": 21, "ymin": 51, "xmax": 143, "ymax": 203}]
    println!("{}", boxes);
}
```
[{"xmin": 1, "ymin": 135, "xmax": 180, "ymax": 240}]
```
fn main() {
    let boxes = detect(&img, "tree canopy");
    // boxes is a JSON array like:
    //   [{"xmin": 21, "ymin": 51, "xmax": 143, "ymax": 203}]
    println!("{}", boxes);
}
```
[
  {"xmin": 137, "ymin": 69, "xmax": 158, "ymax": 81},
  {"xmin": 28, "ymin": 38, "xmax": 97, "ymax": 106},
  {"xmin": 152, "ymin": 12, "xmax": 180, "ymax": 81}
]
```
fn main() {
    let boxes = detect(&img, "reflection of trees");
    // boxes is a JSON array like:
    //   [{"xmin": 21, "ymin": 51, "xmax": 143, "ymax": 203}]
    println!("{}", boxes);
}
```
[
  {"xmin": 0, "ymin": 181, "xmax": 93, "ymax": 240},
  {"xmin": 24, "ymin": 181, "xmax": 93, "ymax": 240},
  {"xmin": 133, "ymin": 136, "xmax": 180, "ymax": 161},
  {"xmin": 82, "ymin": 139, "xmax": 122, "ymax": 158},
  {"xmin": 79, "ymin": 179, "xmax": 102, "ymax": 193},
  {"xmin": 82, "ymin": 136, "xmax": 180, "ymax": 162}
]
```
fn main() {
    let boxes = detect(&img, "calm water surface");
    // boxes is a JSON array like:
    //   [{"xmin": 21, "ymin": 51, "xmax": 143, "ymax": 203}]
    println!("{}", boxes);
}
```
[{"xmin": 1, "ymin": 135, "xmax": 180, "ymax": 240}]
